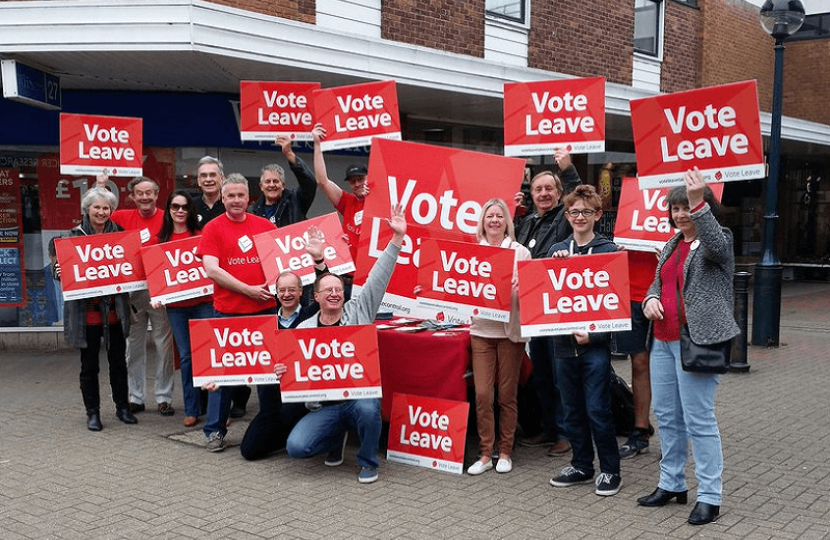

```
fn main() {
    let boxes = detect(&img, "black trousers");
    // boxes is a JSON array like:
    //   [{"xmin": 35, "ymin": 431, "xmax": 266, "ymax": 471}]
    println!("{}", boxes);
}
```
[
  {"xmin": 79, "ymin": 323, "xmax": 129, "ymax": 411},
  {"xmin": 240, "ymin": 384, "xmax": 308, "ymax": 461}
]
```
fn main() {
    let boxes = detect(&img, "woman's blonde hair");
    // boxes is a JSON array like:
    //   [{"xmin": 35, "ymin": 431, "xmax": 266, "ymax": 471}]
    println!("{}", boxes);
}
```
[{"xmin": 476, "ymin": 198, "xmax": 516, "ymax": 242}]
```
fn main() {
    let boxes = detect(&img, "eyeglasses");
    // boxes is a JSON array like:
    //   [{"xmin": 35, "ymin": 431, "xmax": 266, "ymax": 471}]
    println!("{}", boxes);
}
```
[
  {"xmin": 170, "ymin": 203, "xmax": 190, "ymax": 212},
  {"xmin": 277, "ymin": 287, "xmax": 300, "ymax": 294},
  {"xmin": 317, "ymin": 287, "xmax": 344, "ymax": 295},
  {"xmin": 566, "ymin": 209, "xmax": 597, "ymax": 217}
]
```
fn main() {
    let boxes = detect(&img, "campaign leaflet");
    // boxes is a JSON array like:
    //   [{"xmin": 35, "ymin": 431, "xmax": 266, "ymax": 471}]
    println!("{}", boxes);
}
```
[
  {"xmin": 140, "ymin": 236, "xmax": 213, "ymax": 305},
  {"xmin": 239, "ymin": 81, "xmax": 319, "ymax": 141},
  {"xmin": 277, "ymin": 325, "xmax": 382, "ymax": 403},
  {"xmin": 630, "ymin": 80, "xmax": 764, "ymax": 189},
  {"xmin": 386, "ymin": 393, "xmax": 469, "ymax": 475},
  {"xmin": 190, "ymin": 315, "xmax": 278, "ymax": 386},
  {"xmin": 504, "ymin": 77, "xmax": 605, "ymax": 156},
  {"xmin": 311, "ymin": 80, "xmax": 401, "ymax": 151},
  {"xmin": 60, "ymin": 113, "xmax": 143, "ymax": 176},
  {"xmin": 55, "ymin": 230, "xmax": 147, "ymax": 301},
  {"xmin": 415, "ymin": 238, "xmax": 513, "ymax": 324},
  {"xmin": 253, "ymin": 212, "xmax": 354, "ymax": 291},
  {"xmin": 518, "ymin": 251, "xmax": 631, "ymax": 337}
]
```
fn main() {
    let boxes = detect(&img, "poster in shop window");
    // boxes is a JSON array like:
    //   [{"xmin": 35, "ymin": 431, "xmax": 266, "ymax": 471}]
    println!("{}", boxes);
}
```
[{"xmin": 0, "ymin": 169, "xmax": 25, "ymax": 307}]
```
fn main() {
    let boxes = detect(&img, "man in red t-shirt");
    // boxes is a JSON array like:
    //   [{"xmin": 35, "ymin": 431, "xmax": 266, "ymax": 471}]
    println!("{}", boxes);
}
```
[
  {"xmin": 197, "ymin": 173, "xmax": 278, "ymax": 451},
  {"xmin": 98, "ymin": 174, "xmax": 175, "ymax": 417}
]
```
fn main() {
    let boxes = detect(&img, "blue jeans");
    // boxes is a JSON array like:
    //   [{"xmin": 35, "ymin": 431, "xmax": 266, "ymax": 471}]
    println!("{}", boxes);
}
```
[
  {"xmin": 650, "ymin": 339, "xmax": 723, "ymax": 505},
  {"xmin": 167, "ymin": 302, "xmax": 214, "ymax": 417},
  {"xmin": 286, "ymin": 399, "xmax": 382, "ymax": 468},
  {"xmin": 555, "ymin": 345, "xmax": 620, "ymax": 476},
  {"xmin": 528, "ymin": 336, "xmax": 567, "ymax": 440}
]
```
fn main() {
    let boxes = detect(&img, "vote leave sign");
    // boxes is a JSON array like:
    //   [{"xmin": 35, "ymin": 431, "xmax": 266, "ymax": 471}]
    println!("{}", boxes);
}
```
[
  {"xmin": 140, "ymin": 236, "xmax": 213, "ymax": 305},
  {"xmin": 190, "ymin": 315, "xmax": 278, "ymax": 386},
  {"xmin": 416, "ymin": 239, "xmax": 513, "ymax": 323},
  {"xmin": 504, "ymin": 77, "xmax": 606, "ymax": 156},
  {"xmin": 630, "ymin": 80, "xmax": 764, "ymax": 189},
  {"xmin": 60, "ymin": 113, "xmax": 143, "ymax": 176},
  {"xmin": 239, "ymin": 81, "xmax": 320, "ymax": 141},
  {"xmin": 277, "ymin": 325, "xmax": 381, "ymax": 403},
  {"xmin": 312, "ymin": 80, "xmax": 401, "ymax": 151},
  {"xmin": 614, "ymin": 177, "xmax": 725, "ymax": 251},
  {"xmin": 386, "ymin": 393, "xmax": 469, "ymax": 475},
  {"xmin": 353, "ymin": 138, "xmax": 524, "ymax": 318},
  {"xmin": 253, "ymin": 212, "xmax": 354, "ymax": 291},
  {"xmin": 55, "ymin": 231, "xmax": 147, "ymax": 301},
  {"xmin": 518, "ymin": 252, "xmax": 631, "ymax": 337}
]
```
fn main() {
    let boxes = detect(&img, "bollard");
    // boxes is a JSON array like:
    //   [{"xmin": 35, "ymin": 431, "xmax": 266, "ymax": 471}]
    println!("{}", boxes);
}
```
[{"xmin": 730, "ymin": 271, "xmax": 752, "ymax": 373}]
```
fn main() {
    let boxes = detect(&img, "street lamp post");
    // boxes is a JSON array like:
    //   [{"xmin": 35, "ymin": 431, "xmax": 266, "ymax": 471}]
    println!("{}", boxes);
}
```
[{"xmin": 752, "ymin": 0, "xmax": 805, "ymax": 347}]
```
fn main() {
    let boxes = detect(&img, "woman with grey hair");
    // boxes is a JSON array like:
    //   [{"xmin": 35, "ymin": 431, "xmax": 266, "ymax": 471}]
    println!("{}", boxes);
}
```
[{"xmin": 56, "ymin": 187, "xmax": 138, "ymax": 431}]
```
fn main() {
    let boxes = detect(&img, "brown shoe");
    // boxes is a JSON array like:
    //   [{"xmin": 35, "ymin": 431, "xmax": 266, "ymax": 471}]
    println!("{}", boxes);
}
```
[
  {"xmin": 547, "ymin": 440, "xmax": 572, "ymax": 456},
  {"xmin": 158, "ymin": 402, "xmax": 175, "ymax": 416},
  {"xmin": 182, "ymin": 416, "xmax": 199, "ymax": 427}
]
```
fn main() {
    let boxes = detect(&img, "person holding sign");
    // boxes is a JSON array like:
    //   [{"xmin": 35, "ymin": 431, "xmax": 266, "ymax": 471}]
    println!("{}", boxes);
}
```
[
  {"xmin": 466, "ymin": 199, "xmax": 531, "ymax": 476},
  {"xmin": 638, "ymin": 168, "xmax": 738, "ymax": 525},
  {"xmin": 273, "ymin": 205, "xmax": 406, "ymax": 484},
  {"xmin": 247, "ymin": 136, "xmax": 316, "ymax": 227},
  {"xmin": 57, "ymin": 188, "xmax": 138, "ymax": 431},
  {"xmin": 547, "ymin": 185, "xmax": 622, "ymax": 497}
]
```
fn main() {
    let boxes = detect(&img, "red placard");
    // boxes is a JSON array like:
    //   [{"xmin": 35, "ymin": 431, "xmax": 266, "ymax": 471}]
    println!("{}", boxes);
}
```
[
  {"xmin": 312, "ymin": 80, "xmax": 401, "ymax": 151},
  {"xmin": 276, "ymin": 325, "xmax": 381, "ymax": 403},
  {"xmin": 504, "ymin": 77, "xmax": 606, "ymax": 157},
  {"xmin": 140, "ymin": 236, "xmax": 214, "ymax": 305},
  {"xmin": 613, "ymin": 177, "xmax": 725, "ymax": 251},
  {"xmin": 190, "ymin": 315, "xmax": 278, "ymax": 386},
  {"xmin": 415, "ymin": 239, "xmax": 513, "ymax": 323},
  {"xmin": 353, "ymin": 138, "xmax": 525, "ymax": 317},
  {"xmin": 253, "ymin": 212, "xmax": 354, "ymax": 292},
  {"xmin": 239, "ymin": 81, "xmax": 320, "ymax": 142},
  {"xmin": 386, "ymin": 393, "xmax": 469, "ymax": 475},
  {"xmin": 518, "ymin": 252, "xmax": 631, "ymax": 337},
  {"xmin": 630, "ymin": 80, "xmax": 764, "ymax": 189},
  {"xmin": 55, "ymin": 230, "xmax": 147, "ymax": 300},
  {"xmin": 60, "ymin": 113, "xmax": 143, "ymax": 177}
]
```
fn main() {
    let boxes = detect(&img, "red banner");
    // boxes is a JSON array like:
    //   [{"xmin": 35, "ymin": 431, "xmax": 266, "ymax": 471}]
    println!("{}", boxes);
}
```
[
  {"xmin": 312, "ymin": 80, "xmax": 401, "ymax": 151},
  {"xmin": 386, "ymin": 393, "xmax": 469, "ymax": 475},
  {"xmin": 55, "ymin": 230, "xmax": 147, "ymax": 300},
  {"xmin": 253, "ymin": 212, "xmax": 354, "ymax": 292},
  {"xmin": 518, "ymin": 252, "xmax": 631, "ymax": 337},
  {"xmin": 190, "ymin": 315, "xmax": 279, "ymax": 386},
  {"xmin": 504, "ymin": 77, "xmax": 606, "ymax": 156},
  {"xmin": 276, "ymin": 325, "xmax": 381, "ymax": 403},
  {"xmin": 353, "ymin": 138, "xmax": 525, "ymax": 317},
  {"xmin": 239, "ymin": 81, "xmax": 320, "ymax": 142},
  {"xmin": 140, "ymin": 236, "xmax": 213, "ymax": 305},
  {"xmin": 630, "ymin": 80, "xmax": 764, "ymax": 189},
  {"xmin": 613, "ymin": 177, "xmax": 725, "ymax": 251},
  {"xmin": 60, "ymin": 113, "xmax": 143, "ymax": 177},
  {"xmin": 415, "ymin": 239, "xmax": 513, "ymax": 323}
]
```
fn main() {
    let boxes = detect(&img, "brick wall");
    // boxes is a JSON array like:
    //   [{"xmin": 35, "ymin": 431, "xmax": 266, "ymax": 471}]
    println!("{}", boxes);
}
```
[
  {"xmin": 781, "ymin": 40, "xmax": 830, "ymax": 126},
  {"xmin": 382, "ymin": 0, "xmax": 485, "ymax": 57},
  {"xmin": 207, "ymin": 0, "xmax": 315, "ymax": 24},
  {"xmin": 661, "ymin": 0, "xmax": 701, "ymax": 93}
]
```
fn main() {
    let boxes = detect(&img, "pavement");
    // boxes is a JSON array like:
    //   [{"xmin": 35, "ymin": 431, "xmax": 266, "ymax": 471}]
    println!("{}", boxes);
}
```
[{"xmin": 1, "ymin": 280, "xmax": 829, "ymax": 540}]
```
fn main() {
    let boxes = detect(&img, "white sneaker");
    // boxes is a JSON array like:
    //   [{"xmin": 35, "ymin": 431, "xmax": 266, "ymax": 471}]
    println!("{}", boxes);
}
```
[
  {"xmin": 467, "ymin": 459, "xmax": 493, "ymax": 475},
  {"xmin": 496, "ymin": 457, "xmax": 513, "ymax": 473}
]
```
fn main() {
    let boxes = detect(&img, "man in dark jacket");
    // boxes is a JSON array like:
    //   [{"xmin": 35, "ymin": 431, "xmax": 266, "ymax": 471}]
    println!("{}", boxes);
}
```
[{"xmin": 248, "ymin": 136, "xmax": 316, "ymax": 227}]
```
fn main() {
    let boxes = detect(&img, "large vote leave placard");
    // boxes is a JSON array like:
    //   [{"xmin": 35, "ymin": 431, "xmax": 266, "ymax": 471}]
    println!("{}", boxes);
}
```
[
  {"xmin": 239, "ymin": 81, "xmax": 319, "ymax": 141},
  {"xmin": 60, "ymin": 113, "xmax": 143, "ymax": 177},
  {"xmin": 312, "ymin": 80, "xmax": 401, "ymax": 151}
]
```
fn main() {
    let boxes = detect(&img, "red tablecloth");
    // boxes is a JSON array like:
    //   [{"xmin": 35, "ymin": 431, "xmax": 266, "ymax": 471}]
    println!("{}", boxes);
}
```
[{"xmin": 376, "ymin": 324, "xmax": 471, "ymax": 421}]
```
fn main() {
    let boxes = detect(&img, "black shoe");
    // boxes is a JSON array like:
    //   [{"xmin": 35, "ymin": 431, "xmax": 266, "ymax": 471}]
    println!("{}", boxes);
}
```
[
  {"xmin": 86, "ymin": 410, "xmax": 103, "ymax": 431},
  {"xmin": 128, "ymin": 402, "xmax": 145, "ymax": 413},
  {"xmin": 229, "ymin": 386, "xmax": 251, "ymax": 418},
  {"xmin": 116, "ymin": 408, "xmax": 138, "ymax": 424},
  {"xmin": 688, "ymin": 502, "xmax": 720, "ymax": 525},
  {"xmin": 637, "ymin": 487, "xmax": 688, "ymax": 507}
]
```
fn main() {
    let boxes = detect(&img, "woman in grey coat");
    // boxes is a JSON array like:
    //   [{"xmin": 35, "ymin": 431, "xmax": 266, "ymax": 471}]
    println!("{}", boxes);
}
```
[{"xmin": 638, "ymin": 168, "xmax": 739, "ymax": 525}]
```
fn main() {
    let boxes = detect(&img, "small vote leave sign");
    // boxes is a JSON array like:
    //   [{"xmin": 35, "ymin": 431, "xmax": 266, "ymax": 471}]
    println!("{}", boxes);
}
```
[
  {"xmin": 312, "ymin": 80, "xmax": 401, "ymax": 151},
  {"xmin": 504, "ymin": 77, "xmax": 606, "ymax": 157},
  {"xmin": 60, "ymin": 113, "xmax": 143, "ymax": 176},
  {"xmin": 239, "ymin": 81, "xmax": 320, "ymax": 141},
  {"xmin": 253, "ymin": 212, "xmax": 355, "ymax": 291},
  {"xmin": 613, "ymin": 178, "xmax": 725, "ymax": 251},
  {"xmin": 55, "ymin": 230, "xmax": 147, "ymax": 301},
  {"xmin": 190, "ymin": 315, "xmax": 279, "ymax": 387},
  {"xmin": 416, "ymin": 239, "xmax": 513, "ymax": 323},
  {"xmin": 518, "ymin": 252, "xmax": 631, "ymax": 337},
  {"xmin": 277, "ymin": 325, "xmax": 382, "ymax": 403},
  {"xmin": 386, "ymin": 393, "xmax": 469, "ymax": 475},
  {"xmin": 140, "ymin": 236, "xmax": 213, "ymax": 305},
  {"xmin": 630, "ymin": 80, "xmax": 763, "ymax": 189}
]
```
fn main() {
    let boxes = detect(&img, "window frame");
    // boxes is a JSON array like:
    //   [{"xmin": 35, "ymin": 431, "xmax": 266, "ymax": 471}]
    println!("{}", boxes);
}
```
[
  {"xmin": 485, "ymin": 0, "xmax": 527, "ymax": 25},
  {"xmin": 633, "ymin": 0, "xmax": 664, "ymax": 59}
]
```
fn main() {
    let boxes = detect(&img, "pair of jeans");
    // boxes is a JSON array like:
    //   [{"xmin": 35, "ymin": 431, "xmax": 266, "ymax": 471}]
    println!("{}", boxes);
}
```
[
  {"xmin": 286, "ymin": 398, "xmax": 382, "ymax": 468},
  {"xmin": 555, "ymin": 345, "xmax": 620, "ymax": 476},
  {"xmin": 528, "ymin": 336, "xmax": 567, "ymax": 440},
  {"xmin": 166, "ymin": 301, "xmax": 214, "ymax": 417},
  {"xmin": 79, "ymin": 322, "xmax": 128, "ymax": 411},
  {"xmin": 650, "ymin": 339, "xmax": 723, "ymax": 505},
  {"xmin": 126, "ymin": 290, "xmax": 174, "ymax": 405}
]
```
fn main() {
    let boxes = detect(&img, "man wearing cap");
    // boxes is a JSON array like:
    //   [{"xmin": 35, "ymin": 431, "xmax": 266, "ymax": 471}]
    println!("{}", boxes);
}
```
[{"xmin": 248, "ymin": 136, "xmax": 317, "ymax": 227}]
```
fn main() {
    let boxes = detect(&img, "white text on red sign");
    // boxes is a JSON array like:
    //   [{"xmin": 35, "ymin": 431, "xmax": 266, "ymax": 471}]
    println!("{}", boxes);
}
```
[
  {"xmin": 164, "ymin": 246, "xmax": 208, "ymax": 286},
  {"xmin": 334, "ymin": 94, "xmax": 392, "ymax": 133},
  {"xmin": 210, "ymin": 327, "xmax": 271, "ymax": 367},
  {"xmin": 293, "ymin": 337, "xmax": 364, "ymax": 382},
  {"xmin": 399, "ymin": 405, "xmax": 452, "ymax": 452},
  {"xmin": 526, "ymin": 91, "xmax": 595, "ymax": 136},
  {"xmin": 543, "ymin": 268, "xmax": 619, "ymax": 314},
  {"xmin": 73, "ymin": 243, "xmax": 133, "ymax": 282},
  {"xmin": 661, "ymin": 105, "xmax": 748, "ymax": 163},
  {"xmin": 79, "ymin": 124, "xmax": 135, "ymax": 161},
  {"xmin": 274, "ymin": 233, "xmax": 337, "ymax": 273},
  {"xmin": 432, "ymin": 250, "xmax": 496, "ymax": 300},
  {"xmin": 631, "ymin": 190, "xmax": 672, "ymax": 234},
  {"xmin": 258, "ymin": 91, "xmax": 311, "ymax": 126}
]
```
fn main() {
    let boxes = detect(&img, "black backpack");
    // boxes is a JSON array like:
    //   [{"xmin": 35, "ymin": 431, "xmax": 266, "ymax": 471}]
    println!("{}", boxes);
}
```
[{"xmin": 609, "ymin": 364, "xmax": 636, "ymax": 436}]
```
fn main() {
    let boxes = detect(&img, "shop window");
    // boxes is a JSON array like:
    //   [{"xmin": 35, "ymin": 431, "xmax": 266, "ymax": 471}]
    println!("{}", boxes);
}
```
[
  {"xmin": 634, "ymin": 0, "xmax": 662, "ymax": 57},
  {"xmin": 486, "ymin": 0, "xmax": 525, "ymax": 24}
]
